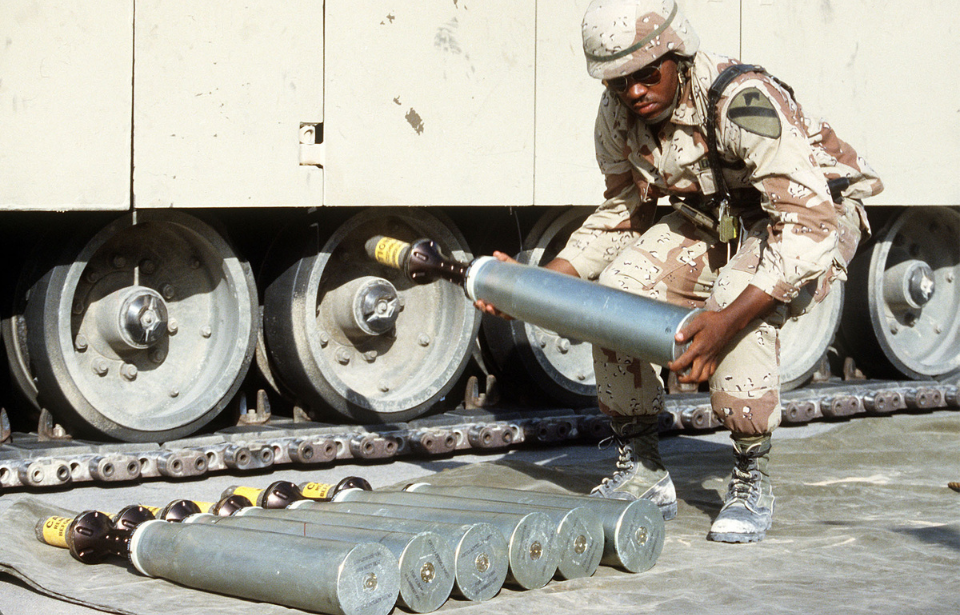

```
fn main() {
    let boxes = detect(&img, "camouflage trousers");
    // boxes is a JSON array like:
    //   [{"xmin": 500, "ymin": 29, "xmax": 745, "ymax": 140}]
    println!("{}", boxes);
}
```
[{"xmin": 578, "ymin": 211, "xmax": 782, "ymax": 436}]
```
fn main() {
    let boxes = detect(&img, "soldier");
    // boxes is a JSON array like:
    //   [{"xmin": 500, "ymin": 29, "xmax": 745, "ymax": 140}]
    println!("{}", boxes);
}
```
[{"xmin": 478, "ymin": 0, "xmax": 882, "ymax": 542}]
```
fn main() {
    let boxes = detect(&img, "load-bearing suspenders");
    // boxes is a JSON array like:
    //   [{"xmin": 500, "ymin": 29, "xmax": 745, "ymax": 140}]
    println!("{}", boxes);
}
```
[{"xmin": 704, "ymin": 63, "xmax": 783, "ymax": 243}]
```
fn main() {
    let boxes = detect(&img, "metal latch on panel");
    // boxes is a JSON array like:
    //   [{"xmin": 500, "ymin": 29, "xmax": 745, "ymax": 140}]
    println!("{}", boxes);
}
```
[{"xmin": 299, "ymin": 123, "xmax": 325, "ymax": 166}]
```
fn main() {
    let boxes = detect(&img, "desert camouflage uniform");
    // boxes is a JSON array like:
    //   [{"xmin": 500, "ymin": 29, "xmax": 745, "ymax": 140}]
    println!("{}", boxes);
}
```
[{"xmin": 557, "ymin": 50, "xmax": 883, "ymax": 437}]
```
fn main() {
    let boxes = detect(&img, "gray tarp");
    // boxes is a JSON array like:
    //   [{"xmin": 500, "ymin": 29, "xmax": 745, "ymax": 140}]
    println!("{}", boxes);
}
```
[{"xmin": 1, "ymin": 410, "xmax": 957, "ymax": 614}]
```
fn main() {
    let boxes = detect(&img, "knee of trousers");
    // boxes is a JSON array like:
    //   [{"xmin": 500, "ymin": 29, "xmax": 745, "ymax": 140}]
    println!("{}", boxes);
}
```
[
  {"xmin": 592, "ymin": 345, "xmax": 664, "ymax": 418},
  {"xmin": 708, "ymin": 321, "xmax": 782, "ymax": 435},
  {"xmin": 710, "ymin": 389, "xmax": 782, "ymax": 435}
]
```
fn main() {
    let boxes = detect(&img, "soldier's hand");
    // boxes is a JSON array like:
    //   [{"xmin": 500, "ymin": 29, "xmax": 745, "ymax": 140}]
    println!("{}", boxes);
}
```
[
  {"xmin": 668, "ymin": 285, "xmax": 779, "ymax": 383},
  {"xmin": 667, "ymin": 311, "xmax": 737, "ymax": 383},
  {"xmin": 473, "ymin": 251, "xmax": 517, "ymax": 320}
]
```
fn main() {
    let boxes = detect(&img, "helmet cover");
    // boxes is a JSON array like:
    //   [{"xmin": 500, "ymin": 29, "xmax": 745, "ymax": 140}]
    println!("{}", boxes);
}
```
[{"xmin": 582, "ymin": 0, "xmax": 699, "ymax": 80}]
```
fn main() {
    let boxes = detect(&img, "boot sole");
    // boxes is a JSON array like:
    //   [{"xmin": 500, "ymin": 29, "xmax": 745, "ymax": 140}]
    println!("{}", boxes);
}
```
[{"xmin": 705, "ymin": 530, "xmax": 766, "ymax": 543}]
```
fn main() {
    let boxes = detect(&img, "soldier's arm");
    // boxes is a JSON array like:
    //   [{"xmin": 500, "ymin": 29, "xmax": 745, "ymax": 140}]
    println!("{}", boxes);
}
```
[{"xmin": 720, "ymin": 77, "xmax": 840, "ymax": 304}]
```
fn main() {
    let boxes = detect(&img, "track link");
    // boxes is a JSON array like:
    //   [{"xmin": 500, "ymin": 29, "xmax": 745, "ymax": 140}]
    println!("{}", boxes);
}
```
[{"xmin": 1, "ymin": 378, "xmax": 956, "ymax": 490}]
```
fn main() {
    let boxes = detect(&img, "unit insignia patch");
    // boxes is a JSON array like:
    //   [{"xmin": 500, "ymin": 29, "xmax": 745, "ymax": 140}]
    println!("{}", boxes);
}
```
[{"xmin": 728, "ymin": 87, "xmax": 781, "ymax": 139}]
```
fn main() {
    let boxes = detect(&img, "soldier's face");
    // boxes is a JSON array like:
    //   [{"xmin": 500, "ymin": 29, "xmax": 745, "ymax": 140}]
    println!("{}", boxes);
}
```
[{"xmin": 607, "ymin": 56, "xmax": 680, "ymax": 123}]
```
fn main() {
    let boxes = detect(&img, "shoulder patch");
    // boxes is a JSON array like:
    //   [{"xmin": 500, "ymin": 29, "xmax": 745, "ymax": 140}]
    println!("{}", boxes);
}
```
[{"xmin": 727, "ymin": 87, "xmax": 781, "ymax": 139}]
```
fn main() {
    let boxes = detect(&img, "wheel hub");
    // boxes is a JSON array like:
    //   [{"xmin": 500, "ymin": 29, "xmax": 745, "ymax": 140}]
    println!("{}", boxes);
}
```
[
  {"xmin": 96, "ymin": 286, "xmax": 169, "ymax": 352},
  {"xmin": 330, "ymin": 276, "xmax": 400, "ymax": 337},
  {"xmin": 123, "ymin": 289, "xmax": 169, "ymax": 346},
  {"xmin": 883, "ymin": 259, "xmax": 935, "ymax": 311}
]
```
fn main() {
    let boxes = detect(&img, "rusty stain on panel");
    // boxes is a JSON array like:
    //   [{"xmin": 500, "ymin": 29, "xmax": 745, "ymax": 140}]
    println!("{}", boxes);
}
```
[{"xmin": 405, "ymin": 108, "xmax": 424, "ymax": 134}]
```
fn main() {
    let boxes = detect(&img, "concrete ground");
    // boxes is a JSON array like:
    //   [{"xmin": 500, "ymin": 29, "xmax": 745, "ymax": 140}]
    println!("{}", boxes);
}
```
[{"xmin": 1, "ymin": 409, "xmax": 957, "ymax": 615}]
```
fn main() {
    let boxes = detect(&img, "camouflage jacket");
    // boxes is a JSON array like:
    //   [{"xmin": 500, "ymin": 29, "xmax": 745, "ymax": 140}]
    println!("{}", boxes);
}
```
[{"xmin": 564, "ymin": 50, "xmax": 883, "ymax": 304}]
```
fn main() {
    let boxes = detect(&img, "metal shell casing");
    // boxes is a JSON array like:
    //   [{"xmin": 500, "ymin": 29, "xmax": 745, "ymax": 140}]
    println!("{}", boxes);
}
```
[
  {"xmin": 129, "ymin": 519, "xmax": 400, "ymax": 615},
  {"xmin": 405, "ymin": 483, "xmax": 665, "ymax": 573},
  {"xmin": 284, "ymin": 501, "xmax": 508, "ymax": 602},
  {"xmin": 190, "ymin": 512, "xmax": 453, "ymax": 614},
  {"xmin": 330, "ymin": 489, "xmax": 559, "ymax": 590},
  {"xmin": 464, "ymin": 257, "xmax": 700, "ymax": 366},
  {"xmin": 332, "ymin": 491, "xmax": 603, "ymax": 581}
]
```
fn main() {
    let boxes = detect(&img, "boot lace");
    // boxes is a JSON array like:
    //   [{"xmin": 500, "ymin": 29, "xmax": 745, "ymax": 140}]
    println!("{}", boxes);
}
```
[
  {"xmin": 593, "ymin": 436, "xmax": 638, "ymax": 491},
  {"xmin": 724, "ymin": 457, "xmax": 761, "ymax": 507}
]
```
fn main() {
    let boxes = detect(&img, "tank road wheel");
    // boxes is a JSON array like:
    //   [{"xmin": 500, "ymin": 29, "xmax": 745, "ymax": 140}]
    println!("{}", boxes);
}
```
[
  {"xmin": 2, "ymin": 238, "xmax": 50, "ymax": 421},
  {"xmin": 778, "ymin": 283, "xmax": 844, "ymax": 391},
  {"xmin": 261, "ymin": 208, "xmax": 480, "ymax": 424},
  {"xmin": 840, "ymin": 207, "xmax": 960, "ymax": 380},
  {"xmin": 16, "ymin": 212, "xmax": 258, "ymax": 442},
  {"xmin": 481, "ymin": 207, "xmax": 597, "ymax": 407}
]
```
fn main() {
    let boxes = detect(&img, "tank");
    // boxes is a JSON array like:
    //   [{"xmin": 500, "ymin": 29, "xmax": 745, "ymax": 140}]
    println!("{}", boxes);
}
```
[{"xmin": 1, "ymin": 0, "xmax": 957, "ymax": 443}]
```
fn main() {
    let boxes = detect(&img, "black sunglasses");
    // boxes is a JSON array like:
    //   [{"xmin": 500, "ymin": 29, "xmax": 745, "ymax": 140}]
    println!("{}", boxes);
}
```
[{"xmin": 605, "ymin": 61, "xmax": 665, "ymax": 92}]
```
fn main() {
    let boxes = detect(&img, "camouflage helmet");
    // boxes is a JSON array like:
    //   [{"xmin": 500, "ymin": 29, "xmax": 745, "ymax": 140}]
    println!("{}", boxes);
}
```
[{"xmin": 582, "ymin": 0, "xmax": 699, "ymax": 80}]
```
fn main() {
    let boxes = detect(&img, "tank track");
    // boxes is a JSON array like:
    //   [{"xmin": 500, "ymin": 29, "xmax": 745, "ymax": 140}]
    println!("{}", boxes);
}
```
[{"xmin": 1, "ymin": 377, "xmax": 956, "ymax": 490}]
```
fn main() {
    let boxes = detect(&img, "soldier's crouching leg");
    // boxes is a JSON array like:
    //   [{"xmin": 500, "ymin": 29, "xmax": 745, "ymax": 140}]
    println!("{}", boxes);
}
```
[
  {"xmin": 704, "ymin": 239, "xmax": 781, "ymax": 542},
  {"xmin": 709, "ymin": 318, "xmax": 782, "ymax": 436},
  {"xmin": 587, "ymin": 212, "xmax": 718, "ymax": 520},
  {"xmin": 706, "ymin": 324, "xmax": 779, "ymax": 542},
  {"xmin": 589, "ymin": 346, "xmax": 677, "ymax": 520}
]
